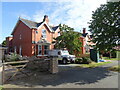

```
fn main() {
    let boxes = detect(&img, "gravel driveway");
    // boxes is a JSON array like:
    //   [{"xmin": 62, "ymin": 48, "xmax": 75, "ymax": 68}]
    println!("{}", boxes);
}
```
[{"xmin": 3, "ymin": 60, "xmax": 119, "ymax": 88}]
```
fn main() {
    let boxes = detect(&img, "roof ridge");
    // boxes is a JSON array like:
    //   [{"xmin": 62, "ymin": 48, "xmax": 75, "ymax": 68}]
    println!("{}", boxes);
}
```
[{"xmin": 19, "ymin": 17, "xmax": 39, "ymax": 23}]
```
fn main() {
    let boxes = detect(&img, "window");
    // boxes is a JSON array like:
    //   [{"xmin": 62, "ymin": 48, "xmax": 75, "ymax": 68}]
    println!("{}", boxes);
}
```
[
  {"xmin": 19, "ymin": 46, "xmax": 22, "ymax": 55},
  {"xmin": 14, "ymin": 46, "xmax": 17, "ymax": 53},
  {"xmin": 38, "ymin": 45, "xmax": 42, "ymax": 55},
  {"xmin": 58, "ymin": 51, "xmax": 61, "ymax": 55},
  {"xmin": 42, "ymin": 29, "xmax": 46, "ymax": 38},
  {"xmin": 58, "ymin": 31, "xmax": 60, "ymax": 36},
  {"xmin": 20, "ymin": 34, "xmax": 21, "ymax": 39},
  {"xmin": 44, "ymin": 45, "xmax": 49, "ymax": 55},
  {"xmin": 36, "ymin": 31, "xmax": 38, "ymax": 34}
]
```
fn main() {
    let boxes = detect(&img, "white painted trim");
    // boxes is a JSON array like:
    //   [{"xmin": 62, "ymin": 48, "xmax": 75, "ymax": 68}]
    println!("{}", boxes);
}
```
[
  {"xmin": 43, "ymin": 45, "xmax": 49, "ymax": 55},
  {"xmin": 37, "ymin": 55, "xmax": 48, "ymax": 56},
  {"xmin": 44, "ymin": 22, "xmax": 54, "ymax": 32},
  {"xmin": 19, "ymin": 45, "xmax": 22, "ymax": 55},
  {"xmin": 54, "ymin": 27, "xmax": 60, "ymax": 32},
  {"xmin": 38, "ymin": 22, "xmax": 54, "ymax": 32},
  {"xmin": 38, "ymin": 45, "xmax": 42, "ymax": 56}
]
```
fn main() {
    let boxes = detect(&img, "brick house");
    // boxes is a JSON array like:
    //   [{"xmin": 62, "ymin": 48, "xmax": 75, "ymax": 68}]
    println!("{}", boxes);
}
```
[
  {"xmin": 6, "ymin": 15, "xmax": 60, "ymax": 57},
  {"xmin": 81, "ymin": 28, "xmax": 96, "ymax": 53},
  {"xmin": 6, "ymin": 15, "xmax": 86, "ymax": 57}
]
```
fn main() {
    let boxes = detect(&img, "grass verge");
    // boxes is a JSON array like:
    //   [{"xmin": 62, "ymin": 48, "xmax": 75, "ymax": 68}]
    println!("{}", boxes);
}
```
[
  {"xmin": 108, "ymin": 65, "xmax": 120, "ymax": 72},
  {"xmin": 0, "ymin": 86, "xmax": 3, "ymax": 90},
  {"xmin": 77, "ymin": 61, "xmax": 111, "ymax": 68},
  {"xmin": 102, "ymin": 57, "xmax": 118, "ymax": 60}
]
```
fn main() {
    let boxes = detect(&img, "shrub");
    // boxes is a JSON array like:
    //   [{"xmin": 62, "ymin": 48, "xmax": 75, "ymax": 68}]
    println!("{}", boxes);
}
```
[
  {"xmin": 75, "ymin": 57, "xmax": 92, "ymax": 64},
  {"xmin": 75, "ymin": 58, "xmax": 83, "ymax": 64},
  {"xmin": 10, "ymin": 53, "xmax": 20, "ymax": 61}
]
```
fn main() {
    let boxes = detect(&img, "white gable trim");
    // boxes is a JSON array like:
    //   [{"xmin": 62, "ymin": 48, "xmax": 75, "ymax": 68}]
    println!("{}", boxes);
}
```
[
  {"xmin": 11, "ymin": 18, "xmax": 54, "ymax": 35},
  {"xmin": 37, "ymin": 22, "xmax": 54, "ymax": 32},
  {"xmin": 54, "ymin": 27, "xmax": 59, "ymax": 32}
]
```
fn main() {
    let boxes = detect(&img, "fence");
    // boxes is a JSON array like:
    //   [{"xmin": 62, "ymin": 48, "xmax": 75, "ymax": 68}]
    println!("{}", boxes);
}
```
[{"xmin": 2, "ymin": 56, "xmax": 58, "ymax": 84}]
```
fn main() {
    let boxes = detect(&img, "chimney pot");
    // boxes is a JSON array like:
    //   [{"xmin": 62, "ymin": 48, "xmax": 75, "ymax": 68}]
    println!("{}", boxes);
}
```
[
  {"xmin": 83, "ymin": 28, "xmax": 86, "ymax": 34},
  {"xmin": 43, "ymin": 15, "xmax": 49, "ymax": 24}
]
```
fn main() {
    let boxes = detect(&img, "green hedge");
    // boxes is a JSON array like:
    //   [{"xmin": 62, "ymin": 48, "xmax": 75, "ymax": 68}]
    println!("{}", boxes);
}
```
[{"xmin": 75, "ymin": 57, "xmax": 92, "ymax": 64}]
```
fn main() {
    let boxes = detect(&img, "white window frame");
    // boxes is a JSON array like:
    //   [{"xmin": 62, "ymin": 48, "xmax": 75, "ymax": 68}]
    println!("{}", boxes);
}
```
[
  {"xmin": 19, "ymin": 46, "xmax": 22, "ymax": 55},
  {"xmin": 42, "ymin": 29, "xmax": 46, "ymax": 38},
  {"xmin": 58, "ymin": 31, "xmax": 60, "ymax": 36},
  {"xmin": 20, "ymin": 34, "xmax": 21, "ymax": 39},
  {"xmin": 38, "ymin": 45, "xmax": 42, "ymax": 55},
  {"xmin": 14, "ymin": 46, "xmax": 17, "ymax": 53},
  {"xmin": 44, "ymin": 45, "xmax": 49, "ymax": 55}
]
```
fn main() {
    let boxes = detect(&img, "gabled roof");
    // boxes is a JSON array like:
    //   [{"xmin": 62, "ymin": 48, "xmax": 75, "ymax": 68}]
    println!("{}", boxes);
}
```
[
  {"xmin": 20, "ymin": 18, "xmax": 43, "ymax": 29},
  {"xmin": 51, "ymin": 26, "xmax": 59, "ymax": 31},
  {"xmin": 82, "ymin": 33, "xmax": 88, "ymax": 37},
  {"xmin": 11, "ymin": 17, "xmax": 59, "ymax": 35}
]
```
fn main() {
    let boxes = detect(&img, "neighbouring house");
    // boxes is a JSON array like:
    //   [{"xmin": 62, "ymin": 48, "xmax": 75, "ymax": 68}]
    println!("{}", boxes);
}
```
[
  {"xmin": 81, "ymin": 28, "xmax": 96, "ymax": 53},
  {"xmin": 0, "ymin": 44, "xmax": 7, "ymax": 60},
  {"xmin": 6, "ymin": 15, "xmax": 86, "ymax": 57}
]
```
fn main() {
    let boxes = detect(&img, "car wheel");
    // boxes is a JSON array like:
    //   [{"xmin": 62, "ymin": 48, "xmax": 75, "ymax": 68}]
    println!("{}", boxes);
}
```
[
  {"xmin": 62, "ymin": 58, "xmax": 67, "ymax": 64},
  {"xmin": 70, "ymin": 60, "xmax": 75, "ymax": 63}
]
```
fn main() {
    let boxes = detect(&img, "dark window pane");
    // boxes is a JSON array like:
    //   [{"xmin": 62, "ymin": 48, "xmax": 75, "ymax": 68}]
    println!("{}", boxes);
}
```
[{"xmin": 44, "ymin": 45, "xmax": 49, "ymax": 49}]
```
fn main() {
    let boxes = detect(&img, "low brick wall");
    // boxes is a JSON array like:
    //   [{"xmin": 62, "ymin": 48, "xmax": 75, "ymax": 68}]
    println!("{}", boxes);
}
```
[
  {"xmin": 26, "ymin": 57, "xmax": 58, "ymax": 73},
  {"xmin": 26, "ymin": 58, "xmax": 50, "ymax": 72}
]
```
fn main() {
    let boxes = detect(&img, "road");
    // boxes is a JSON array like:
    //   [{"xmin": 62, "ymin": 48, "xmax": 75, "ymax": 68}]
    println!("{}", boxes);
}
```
[{"xmin": 3, "ymin": 60, "xmax": 119, "ymax": 88}]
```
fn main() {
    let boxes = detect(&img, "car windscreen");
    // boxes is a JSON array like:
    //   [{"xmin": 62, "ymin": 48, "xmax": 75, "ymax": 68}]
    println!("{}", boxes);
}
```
[{"xmin": 62, "ymin": 50, "xmax": 69, "ymax": 55}]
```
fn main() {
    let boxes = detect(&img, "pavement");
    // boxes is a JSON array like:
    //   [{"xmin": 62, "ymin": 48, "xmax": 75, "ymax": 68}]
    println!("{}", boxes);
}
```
[{"xmin": 3, "ymin": 60, "xmax": 119, "ymax": 88}]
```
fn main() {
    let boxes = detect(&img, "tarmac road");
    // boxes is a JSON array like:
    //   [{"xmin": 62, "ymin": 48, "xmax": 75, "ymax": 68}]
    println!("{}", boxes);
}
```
[{"xmin": 3, "ymin": 60, "xmax": 119, "ymax": 88}]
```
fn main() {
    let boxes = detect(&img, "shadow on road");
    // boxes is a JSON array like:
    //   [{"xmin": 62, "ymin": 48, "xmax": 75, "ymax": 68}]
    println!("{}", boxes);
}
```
[{"xmin": 4, "ymin": 64, "xmax": 117, "ymax": 87}]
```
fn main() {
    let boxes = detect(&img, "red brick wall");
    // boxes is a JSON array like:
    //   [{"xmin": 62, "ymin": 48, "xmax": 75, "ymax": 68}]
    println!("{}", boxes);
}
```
[
  {"xmin": 12, "ymin": 21, "xmax": 32, "ymax": 56},
  {"xmin": 31, "ymin": 24, "xmax": 60, "ymax": 56},
  {"xmin": 6, "ymin": 37, "xmax": 13, "ymax": 52},
  {"xmin": 80, "ymin": 37, "xmax": 85, "ymax": 54}
]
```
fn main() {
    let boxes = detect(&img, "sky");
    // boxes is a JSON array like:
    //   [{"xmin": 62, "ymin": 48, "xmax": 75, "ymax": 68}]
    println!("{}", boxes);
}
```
[{"xmin": 1, "ymin": 0, "xmax": 107, "ymax": 44}]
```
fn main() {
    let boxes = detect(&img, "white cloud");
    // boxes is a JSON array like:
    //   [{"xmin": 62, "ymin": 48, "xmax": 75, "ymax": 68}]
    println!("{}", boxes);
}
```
[
  {"xmin": 20, "ymin": 14, "xmax": 31, "ymax": 20},
  {"xmin": 32, "ymin": 0, "xmax": 107, "ymax": 32}
]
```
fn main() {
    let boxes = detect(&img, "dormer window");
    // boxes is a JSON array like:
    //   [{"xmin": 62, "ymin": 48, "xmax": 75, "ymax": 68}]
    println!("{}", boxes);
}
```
[{"xmin": 42, "ymin": 29, "xmax": 46, "ymax": 38}]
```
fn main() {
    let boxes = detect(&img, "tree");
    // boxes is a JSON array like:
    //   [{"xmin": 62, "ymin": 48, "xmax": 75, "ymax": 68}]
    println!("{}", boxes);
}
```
[
  {"xmin": 53, "ymin": 24, "xmax": 82, "ymax": 55},
  {"xmin": 2, "ymin": 40, "xmax": 6, "ymax": 46},
  {"xmin": 89, "ymin": 2, "xmax": 120, "ymax": 51}
]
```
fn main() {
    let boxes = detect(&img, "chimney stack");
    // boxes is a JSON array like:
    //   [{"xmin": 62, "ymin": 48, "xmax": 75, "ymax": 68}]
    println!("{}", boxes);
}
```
[
  {"xmin": 43, "ymin": 15, "xmax": 49, "ymax": 24},
  {"xmin": 83, "ymin": 28, "xmax": 86, "ymax": 34}
]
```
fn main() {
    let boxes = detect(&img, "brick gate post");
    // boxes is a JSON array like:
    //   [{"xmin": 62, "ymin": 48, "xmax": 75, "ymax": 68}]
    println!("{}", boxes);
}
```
[{"xmin": 49, "ymin": 56, "xmax": 58, "ymax": 74}]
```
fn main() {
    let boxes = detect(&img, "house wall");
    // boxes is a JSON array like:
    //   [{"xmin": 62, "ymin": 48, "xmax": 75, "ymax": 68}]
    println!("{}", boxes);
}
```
[
  {"xmin": 12, "ymin": 21, "xmax": 32, "ymax": 56},
  {"xmin": 31, "ymin": 24, "xmax": 60, "ymax": 56},
  {"xmin": 80, "ymin": 37, "xmax": 86, "ymax": 54},
  {"xmin": 6, "ymin": 37, "xmax": 13, "ymax": 52}
]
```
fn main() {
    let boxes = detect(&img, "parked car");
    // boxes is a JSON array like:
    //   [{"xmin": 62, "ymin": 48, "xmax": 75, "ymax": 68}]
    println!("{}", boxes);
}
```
[{"xmin": 48, "ymin": 49, "xmax": 76, "ymax": 64}]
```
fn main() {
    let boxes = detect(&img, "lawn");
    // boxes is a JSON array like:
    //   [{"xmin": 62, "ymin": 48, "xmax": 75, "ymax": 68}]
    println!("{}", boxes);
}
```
[
  {"xmin": 108, "ymin": 65, "xmax": 120, "ymax": 72},
  {"xmin": 102, "ymin": 57, "xmax": 119, "ymax": 60},
  {"xmin": 0, "ymin": 86, "xmax": 3, "ymax": 90},
  {"xmin": 76, "ymin": 61, "xmax": 111, "ymax": 68}
]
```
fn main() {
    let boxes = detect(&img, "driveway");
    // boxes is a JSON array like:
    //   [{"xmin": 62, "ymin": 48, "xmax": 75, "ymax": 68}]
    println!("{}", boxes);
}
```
[{"xmin": 3, "ymin": 60, "xmax": 119, "ymax": 88}]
